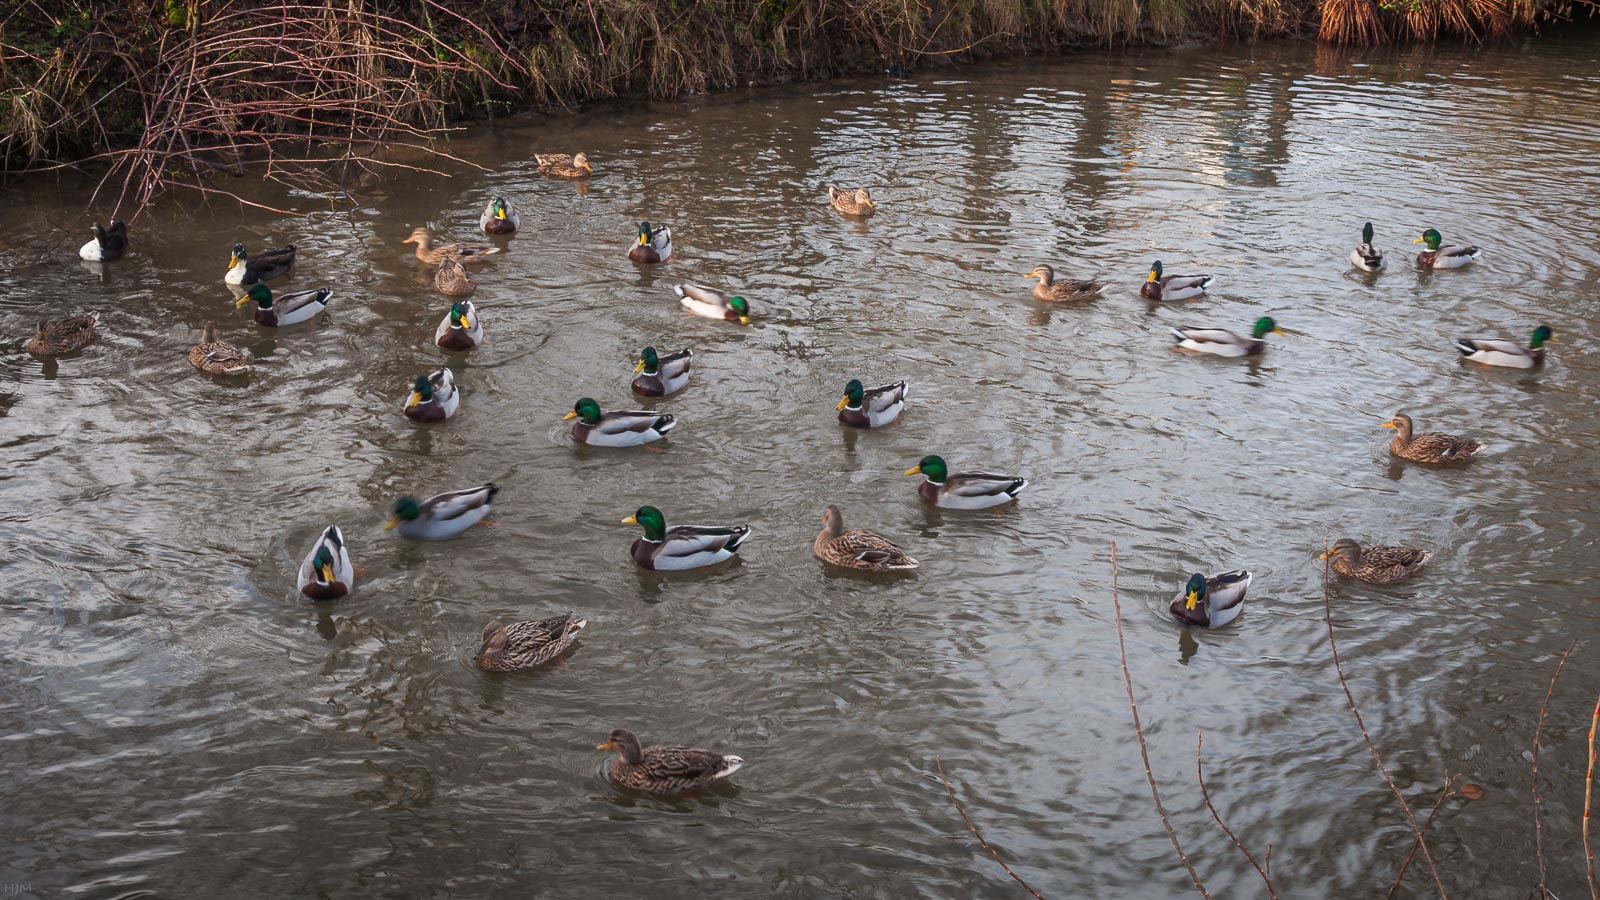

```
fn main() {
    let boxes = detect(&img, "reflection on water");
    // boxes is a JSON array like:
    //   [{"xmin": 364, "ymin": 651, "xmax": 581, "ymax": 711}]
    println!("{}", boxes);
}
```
[{"xmin": 4, "ymin": 30, "xmax": 1600, "ymax": 898}]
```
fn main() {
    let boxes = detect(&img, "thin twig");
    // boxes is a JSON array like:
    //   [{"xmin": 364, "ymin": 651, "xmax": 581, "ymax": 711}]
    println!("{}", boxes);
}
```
[
  {"xmin": 1586, "ymin": 688, "xmax": 1600, "ymax": 900},
  {"xmin": 1196, "ymin": 731, "xmax": 1278, "ymax": 898},
  {"xmin": 1110, "ymin": 540, "xmax": 1211, "ymax": 897},
  {"xmin": 1532, "ymin": 641, "xmax": 1578, "ymax": 900},
  {"xmin": 1387, "ymin": 775, "xmax": 1459, "ymax": 899},
  {"xmin": 934, "ymin": 755, "xmax": 1045, "ymax": 899},
  {"xmin": 1320, "ymin": 545, "xmax": 1446, "ymax": 899}
]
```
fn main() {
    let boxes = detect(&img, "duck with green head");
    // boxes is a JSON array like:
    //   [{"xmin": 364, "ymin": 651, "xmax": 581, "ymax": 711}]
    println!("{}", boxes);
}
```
[
  {"xmin": 628, "ymin": 221, "xmax": 673, "ymax": 263},
  {"xmin": 1455, "ymin": 324, "xmax": 1553, "ymax": 369},
  {"xmin": 1414, "ymin": 228, "xmax": 1480, "ymax": 269},
  {"xmin": 1171, "ymin": 316, "xmax": 1281, "ymax": 357},
  {"xmin": 385, "ymin": 483, "xmax": 498, "ymax": 540},
  {"xmin": 631, "ymin": 346, "xmax": 693, "ymax": 396},
  {"xmin": 1169, "ymin": 570, "xmax": 1250, "ymax": 628},
  {"xmin": 1140, "ymin": 259, "xmax": 1212, "ymax": 301},
  {"xmin": 904, "ymin": 454, "xmax": 1027, "ymax": 509},
  {"xmin": 435, "ymin": 300, "xmax": 483, "ymax": 351},
  {"xmin": 478, "ymin": 196, "xmax": 519, "ymax": 235},
  {"xmin": 1350, "ymin": 222, "xmax": 1384, "ymax": 271},
  {"xmin": 236, "ymin": 283, "xmax": 332, "ymax": 327},
  {"xmin": 403, "ymin": 368, "xmax": 459, "ymax": 421},
  {"xmin": 836, "ymin": 378, "xmax": 907, "ymax": 428},
  {"xmin": 225, "ymin": 241, "xmax": 296, "ymax": 285},
  {"xmin": 297, "ymin": 525, "xmax": 353, "ymax": 601},
  {"xmin": 565, "ymin": 398, "xmax": 675, "ymax": 446},
  {"xmin": 621, "ymin": 505, "xmax": 751, "ymax": 570},
  {"xmin": 675, "ymin": 284, "xmax": 749, "ymax": 324}
]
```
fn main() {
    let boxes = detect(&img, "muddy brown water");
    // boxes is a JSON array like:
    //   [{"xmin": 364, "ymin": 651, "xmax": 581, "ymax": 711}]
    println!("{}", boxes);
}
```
[{"xmin": 3, "ymin": 30, "xmax": 1599, "ymax": 898}]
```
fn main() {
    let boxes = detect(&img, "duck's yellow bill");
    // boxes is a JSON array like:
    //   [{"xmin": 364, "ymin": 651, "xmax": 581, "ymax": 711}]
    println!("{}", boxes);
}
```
[
  {"xmin": 228, "ymin": 255, "xmax": 240, "ymax": 267},
  {"xmin": 461, "ymin": 316, "xmax": 473, "ymax": 330},
  {"xmin": 1413, "ymin": 236, "xmax": 1426, "ymax": 244},
  {"xmin": 738, "ymin": 316, "xmax": 750, "ymax": 325},
  {"xmin": 864, "ymin": 198, "xmax": 875, "ymax": 208},
  {"xmin": 407, "ymin": 392, "xmax": 423, "ymax": 407},
  {"xmin": 1380, "ymin": 420, "xmax": 1397, "ymax": 429},
  {"xmin": 563, "ymin": 410, "xmax": 579, "ymax": 420},
  {"xmin": 596, "ymin": 740, "xmax": 614, "ymax": 750},
  {"xmin": 384, "ymin": 517, "xmax": 401, "ymax": 531},
  {"xmin": 638, "ymin": 234, "xmax": 648, "ymax": 245},
  {"xmin": 235, "ymin": 294, "xmax": 252, "ymax": 308},
  {"xmin": 1146, "ymin": 270, "xmax": 1158, "ymax": 282},
  {"xmin": 318, "ymin": 562, "xmax": 334, "ymax": 582},
  {"xmin": 495, "ymin": 208, "xmax": 506, "ymax": 219},
  {"xmin": 904, "ymin": 465, "xmax": 922, "ymax": 476},
  {"xmin": 1272, "ymin": 328, "xmax": 1285, "ymax": 335},
  {"xmin": 835, "ymin": 397, "xmax": 849, "ymax": 411},
  {"xmin": 621, "ymin": 515, "xmax": 638, "ymax": 524},
  {"xmin": 1185, "ymin": 590, "xmax": 1200, "ymax": 610},
  {"xmin": 633, "ymin": 359, "xmax": 646, "ymax": 373},
  {"xmin": 1318, "ymin": 550, "xmax": 1331, "ymax": 560}
]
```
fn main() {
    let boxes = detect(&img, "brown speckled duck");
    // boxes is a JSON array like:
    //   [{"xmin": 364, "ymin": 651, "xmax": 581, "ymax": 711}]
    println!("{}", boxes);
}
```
[
  {"xmin": 1382, "ymin": 413, "xmax": 1482, "ymax": 463},
  {"xmin": 596, "ymin": 728, "xmax": 745, "ymax": 795},
  {"xmin": 1320, "ymin": 538, "xmax": 1432, "ymax": 584},
  {"xmin": 475, "ymin": 615, "xmax": 586, "ymax": 671},
  {"xmin": 27, "ymin": 312, "xmax": 99, "ymax": 356},
  {"xmin": 829, "ymin": 186, "xmax": 875, "ymax": 217},
  {"xmin": 404, "ymin": 227, "xmax": 501, "ymax": 266},
  {"xmin": 188, "ymin": 322, "xmax": 250, "ymax": 376},
  {"xmin": 536, "ymin": 152, "xmax": 593, "ymax": 178},
  {"xmin": 814, "ymin": 505, "xmax": 918, "ymax": 571},
  {"xmin": 1025, "ymin": 265, "xmax": 1105, "ymax": 302},
  {"xmin": 434, "ymin": 256, "xmax": 476, "ymax": 296}
]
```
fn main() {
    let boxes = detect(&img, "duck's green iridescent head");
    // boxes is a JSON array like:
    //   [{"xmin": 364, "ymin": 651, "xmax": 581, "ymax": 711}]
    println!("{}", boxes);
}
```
[
  {"xmin": 1252, "ymin": 316, "xmax": 1282, "ymax": 339},
  {"xmin": 491, "ymin": 197, "xmax": 509, "ymax": 220},
  {"xmin": 637, "ymin": 221, "xmax": 653, "ymax": 244},
  {"xmin": 1184, "ymin": 573, "xmax": 1207, "ymax": 610},
  {"xmin": 622, "ymin": 504, "xmax": 667, "ymax": 541},
  {"xmin": 837, "ymin": 379, "xmax": 864, "ymax": 411},
  {"xmin": 411, "ymin": 375, "xmax": 433, "ymax": 403},
  {"xmin": 1147, "ymin": 260, "xmax": 1163, "ymax": 282},
  {"xmin": 312, "ymin": 546, "xmax": 337, "ymax": 582},
  {"xmin": 385, "ymin": 496, "xmax": 421, "ymax": 530},
  {"xmin": 565, "ymin": 397, "xmax": 602, "ymax": 424},
  {"xmin": 729, "ymin": 296, "xmax": 750, "ymax": 324},
  {"xmin": 236, "ymin": 283, "xmax": 273, "ymax": 310},
  {"xmin": 1361, "ymin": 222, "xmax": 1374, "ymax": 245},
  {"xmin": 905, "ymin": 454, "xmax": 948, "ymax": 482},
  {"xmin": 1415, "ymin": 228, "xmax": 1443, "ymax": 250},
  {"xmin": 449, "ymin": 302, "xmax": 472, "ymax": 329},
  {"xmin": 636, "ymin": 346, "xmax": 660, "ymax": 374},
  {"xmin": 1531, "ymin": 324, "xmax": 1555, "ymax": 348}
]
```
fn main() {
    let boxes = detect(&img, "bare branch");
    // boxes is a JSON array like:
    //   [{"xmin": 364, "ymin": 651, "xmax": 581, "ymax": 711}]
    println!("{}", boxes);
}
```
[
  {"xmin": 1196, "ymin": 732, "xmax": 1278, "ymax": 898},
  {"xmin": 934, "ymin": 755, "xmax": 1046, "ymax": 899}
]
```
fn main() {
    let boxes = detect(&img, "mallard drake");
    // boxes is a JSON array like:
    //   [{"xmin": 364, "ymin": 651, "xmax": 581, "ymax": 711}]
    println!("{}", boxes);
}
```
[
  {"xmin": 1320, "ymin": 539, "xmax": 1432, "ymax": 584},
  {"xmin": 815, "ymin": 505, "xmax": 918, "ymax": 571},
  {"xmin": 675, "ymin": 284, "xmax": 749, "ymax": 323},
  {"xmin": 225, "ymin": 242, "xmax": 296, "ymax": 285},
  {"xmin": 386, "ymin": 483, "xmax": 498, "ymax": 540},
  {"xmin": 1140, "ymin": 260, "xmax": 1212, "ymax": 301},
  {"xmin": 1171, "ymin": 317, "xmax": 1281, "ymax": 357},
  {"xmin": 566, "ymin": 398, "xmax": 674, "ymax": 446},
  {"xmin": 476, "ymin": 615, "xmax": 586, "ymax": 671},
  {"xmin": 1025, "ymin": 264, "xmax": 1105, "ymax": 302},
  {"xmin": 435, "ymin": 300, "xmax": 483, "ymax": 351},
  {"xmin": 1414, "ymin": 228, "xmax": 1480, "ymax": 269},
  {"xmin": 622, "ymin": 505, "xmax": 751, "ymax": 571},
  {"xmin": 1382, "ymin": 413, "xmax": 1483, "ymax": 463},
  {"xmin": 829, "ymin": 186, "xmax": 875, "ymax": 217},
  {"xmin": 235, "ymin": 284, "xmax": 332, "ymax": 326},
  {"xmin": 836, "ymin": 379, "xmax": 907, "ymax": 428},
  {"xmin": 479, "ymin": 197, "xmax": 519, "ymax": 235},
  {"xmin": 78, "ymin": 221, "xmax": 128, "ymax": 261},
  {"xmin": 1350, "ymin": 222, "xmax": 1384, "ymax": 271},
  {"xmin": 297, "ymin": 525, "xmax": 354, "ymax": 601},
  {"xmin": 596, "ymin": 729, "xmax": 744, "ymax": 795},
  {"xmin": 1455, "ymin": 325, "xmax": 1553, "ymax": 369},
  {"xmin": 434, "ymin": 256, "xmax": 476, "ymax": 296},
  {"xmin": 188, "ymin": 322, "xmax": 250, "ymax": 376},
  {"xmin": 1170, "ymin": 571, "xmax": 1250, "ymax": 628},
  {"xmin": 404, "ymin": 368, "xmax": 459, "ymax": 421},
  {"xmin": 403, "ymin": 227, "xmax": 501, "ymax": 266},
  {"xmin": 628, "ymin": 221, "xmax": 672, "ymax": 263},
  {"xmin": 26, "ymin": 312, "xmax": 98, "ymax": 356},
  {"xmin": 536, "ymin": 152, "xmax": 593, "ymax": 178},
  {"xmin": 904, "ymin": 455, "xmax": 1027, "ymax": 509},
  {"xmin": 632, "ymin": 346, "xmax": 692, "ymax": 396}
]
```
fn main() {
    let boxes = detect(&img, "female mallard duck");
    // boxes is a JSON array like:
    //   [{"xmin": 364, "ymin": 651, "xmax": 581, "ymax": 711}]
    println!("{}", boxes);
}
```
[
  {"xmin": 1169, "ymin": 571, "xmax": 1251, "ymax": 628},
  {"xmin": 1025, "ymin": 264, "xmax": 1105, "ymax": 302},
  {"xmin": 674, "ymin": 284, "xmax": 749, "ymax": 323},
  {"xmin": 632, "ymin": 346, "xmax": 693, "ymax": 396},
  {"xmin": 297, "ymin": 525, "xmax": 354, "ymax": 601},
  {"xmin": 1350, "ymin": 222, "xmax": 1384, "ymax": 271},
  {"xmin": 1455, "ymin": 325, "xmax": 1553, "ymax": 369},
  {"xmin": 403, "ymin": 227, "xmax": 501, "ymax": 266},
  {"xmin": 596, "ymin": 729, "xmax": 744, "ymax": 795},
  {"xmin": 815, "ymin": 505, "xmax": 918, "ymax": 571},
  {"xmin": 188, "ymin": 322, "xmax": 250, "ymax": 376},
  {"xmin": 434, "ymin": 256, "xmax": 476, "ymax": 296},
  {"xmin": 904, "ymin": 455, "xmax": 1027, "ymax": 509},
  {"xmin": 836, "ymin": 379, "xmax": 907, "ymax": 428},
  {"xmin": 224, "ymin": 242, "xmax": 296, "ymax": 285},
  {"xmin": 386, "ymin": 483, "xmax": 498, "ymax": 540},
  {"xmin": 829, "ymin": 186, "xmax": 875, "ymax": 217},
  {"xmin": 536, "ymin": 152, "xmax": 593, "ymax": 178},
  {"xmin": 622, "ymin": 505, "xmax": 751, "ymax": 571},
  {"xmin": 78, "ymin": 221, "xmax": 128, "ymax": 261},
  {"xmin": 478, "ymin": 196, "xmax": 519, "ymax": 235},
  {"xmin": 1140, "ymin": 260, "xmax": 1212, "ymax": 301},
  {"xmin": 1414, "ymin": 228, "xmax": 1480, "ymax": 269},
  {"xmin": 1171, "ymin": 317, "xmax": 1281, "ymax": 357},
  {"xmin": 236, "ymin": 284, "xmax": 332, "ymax": 327},
  {"xmin": 566, "ymin": 398, "xmax": 675, "ymax": 447},
  {"xmin": 435, "ymin": 300, "xmax": 483, "ymax": 351},
  {"xmin": 1320, "ymin": 539, "xmax": 1432, "ymax": 585},
  {"xmin": 26, "ymin": 312, "xmax": 99, "ymax": 356},
  {"xmin": 1382, "ymin": 413, "xmax": 1483, "ymax": 463},
  {"xmin": 628, "ymin": 221, "xmax": 672, "ymax": 263},
  {"xmin": 476, "ymin": 615, "xmax": 586, "ymax": 671},
  {"xmin": 404, "ymin": 368, "xmax": 459, "ymax": 421}
]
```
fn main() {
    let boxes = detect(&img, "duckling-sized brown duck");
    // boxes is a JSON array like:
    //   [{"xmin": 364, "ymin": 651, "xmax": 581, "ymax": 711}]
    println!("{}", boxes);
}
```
[
  {"xmin": 814, "ymin": 505, "xmax": 918, "ymax": 571},
  {"xmin": 434, "ymin": 256, "xmax": 476, "ymax": 296},
  {"xmin": 475, "ymin": 615, "xmax": 586, "ymax": 671},
  {"xmin": 829, "ymin": 186, "xmax": 875, "ymax": 217},
  {"xmin": 27, "ymin": 312, "xmax": 99, "ymax": 356},
  {"xmin": 1320, "ymin": 538, "xmax": 1432, "ymax": 584},
  {"xmin": 188, "ymin": 322, "xmax": 250, "ymax": 376},
  {"xmin": 1025, "ymin": 264, "xmax": 1106, "ymax": 302},
  {"xmin": 536, "ymin": 152, "xmax": 593, "ymax": 178},
  {"xmin": 1382, "ymin": 413, "xmax": 1482, "ymax": 463},
  {"xmin": 596, "ymin": 728, "xmax": 745, "ymax": 795},
  {"xmin": 403, "ymin": 227, "xmax": 501, "ymax": 266}
]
